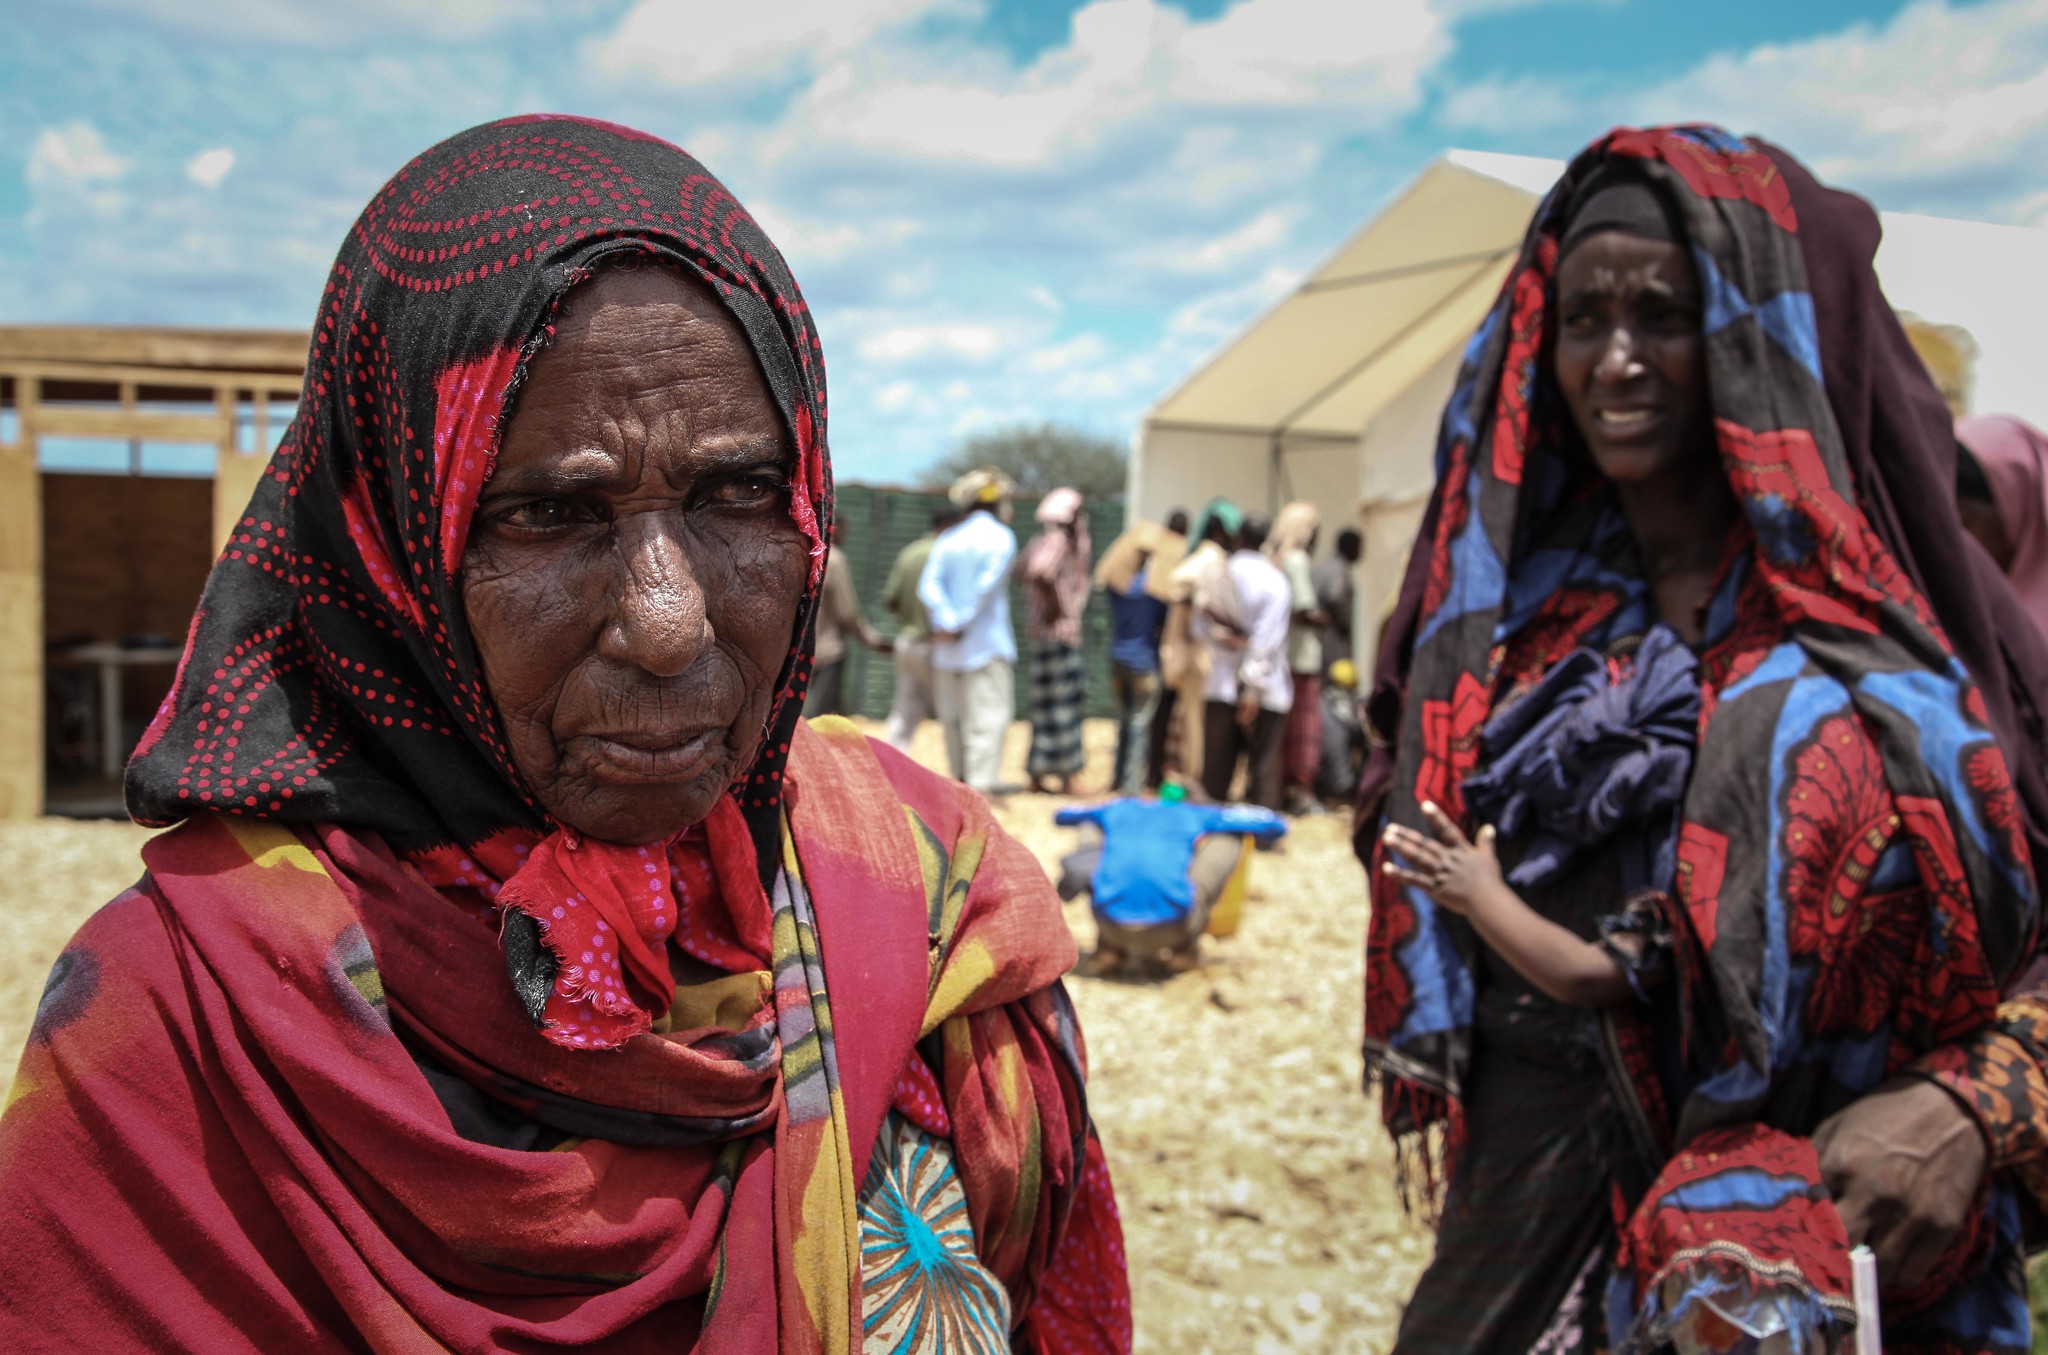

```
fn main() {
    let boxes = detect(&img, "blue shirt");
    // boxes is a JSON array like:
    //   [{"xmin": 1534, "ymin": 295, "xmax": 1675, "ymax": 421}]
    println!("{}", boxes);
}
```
[
  {"xmin": 1055, "ymin": 798, "xmax": 1287, "ymax": 927},
  {"xmin": 1107, "ymin": 568, "xmax": 1168, "ymax": 673},
  {"xmin": 917, "ymin": 510, "xmax": 1018, "ymax": 673}
]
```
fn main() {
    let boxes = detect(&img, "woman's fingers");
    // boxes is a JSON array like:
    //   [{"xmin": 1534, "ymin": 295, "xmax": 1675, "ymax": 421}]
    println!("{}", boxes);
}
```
[
  {"xmin": 1419, "ymin": 801, "xmax": 1471, "ymax": 849},
  {"xmin": 1382, "ymin": 826, "xmax": 1445, "ymax": 873},
  {"xmin": 1381, "ymin": 861, "xmax": 1437, "ymax": 891}
]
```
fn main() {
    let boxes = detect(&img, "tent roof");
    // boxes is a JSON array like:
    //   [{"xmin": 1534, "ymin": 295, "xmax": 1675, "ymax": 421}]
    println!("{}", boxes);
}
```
[{"xmin": 1146, "ymin": 150, "xmax": 2048, "ymax": 441}]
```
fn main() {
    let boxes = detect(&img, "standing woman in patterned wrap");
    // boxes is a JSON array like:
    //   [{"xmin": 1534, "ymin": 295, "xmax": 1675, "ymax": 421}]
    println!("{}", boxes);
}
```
[
  {"xmin": 1022, "ymin": 487, "xmax": 1093, "ymax": 795},
  {"xmin": 1361, "ymin": 125, "xmax": 2048, "ymax": 1353},
  {"xmin": 0, "ymin": 117, "xmax": 1131, "ymax": 1355}
]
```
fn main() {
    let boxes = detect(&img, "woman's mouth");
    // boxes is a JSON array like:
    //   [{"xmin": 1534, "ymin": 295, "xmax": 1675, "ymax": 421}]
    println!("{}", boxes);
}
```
[
  {"xmin": 574, "ymin": 728, "xmax": 724, "ymax": 782},
  {"xmin": 1594, "ymin": 406, "xmax": 1660, "ymax": 434}
]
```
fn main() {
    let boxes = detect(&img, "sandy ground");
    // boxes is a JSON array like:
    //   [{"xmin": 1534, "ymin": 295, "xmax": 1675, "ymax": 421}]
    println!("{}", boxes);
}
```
[{"xmin": 0, "ymin": 717, "xmax": 1431, "ymax": 1353}]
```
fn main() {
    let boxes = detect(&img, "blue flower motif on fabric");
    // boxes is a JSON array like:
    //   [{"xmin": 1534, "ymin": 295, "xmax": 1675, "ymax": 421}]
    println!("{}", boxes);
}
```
[{"xmin": 857, "ymin": 1113, "xmax": 1010, "ymax": 1354}]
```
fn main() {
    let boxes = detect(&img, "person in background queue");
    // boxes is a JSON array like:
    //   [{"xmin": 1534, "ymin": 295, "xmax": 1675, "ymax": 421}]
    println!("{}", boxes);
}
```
[
  {"xmin": 1956, "ymin": 414, "xmax": 2048, "ymax": 646},
  {"xmin": 804, "ymin": 517, "xmax": 891, "ymax": 718},
  {"xmin": 1267, "ymin": 501, "xmax": 1325, "ymax": 815},
  {"xmin": 1095, "ymin": 521, "xmax": 1172, "ymax": 794},
  {"xmin": 1314, "ymin": 526, "xmax": 1362, "ymax": 671},
  {"xmin": 1194, "ymin": 513, "xmax": 1290, "ymax": 815},
  {"xmin": 1363, "ymin": 126, "xmax": 2048, "ymax": 1354},
  {"xmin": 1317, "ymin": 656, "xmax": 1364, "ymax": 803},
  {"xmin": 881, "ymin": 505, "xmax": 955, "ymax": 752},
  {"xmin": 1151, "ymin": 499, "xmax": 1241, "ymax": 790},
  {"xmin": 0, "ymin": 116, "xmax": 1131, "ymax": 1353},
  {"xmin": 920, "ymin": 468, "xmax": 1019, "ymax": 795},
  {"xmin": 1020, "ymin": 487, "xmax": 1092, "ymax": 795}
]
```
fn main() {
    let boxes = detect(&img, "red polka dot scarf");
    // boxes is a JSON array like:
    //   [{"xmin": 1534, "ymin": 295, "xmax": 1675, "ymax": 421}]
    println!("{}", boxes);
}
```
[{"xmin": 124, "ymin": 115, "xmax": 831, "ymax": 1046}]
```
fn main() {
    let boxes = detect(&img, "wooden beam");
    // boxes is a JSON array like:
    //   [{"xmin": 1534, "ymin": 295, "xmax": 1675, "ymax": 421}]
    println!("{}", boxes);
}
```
[
  {"xmin": 0, "ymin": 326, "xmax": 307, "ymax": 375},
  {"xmin": 0, "ymin": 358, "xmax": 301, "ymax": 397},
  {"xmin": 30, "ymin": 406, "xmax": 234, "ymax": 445}
]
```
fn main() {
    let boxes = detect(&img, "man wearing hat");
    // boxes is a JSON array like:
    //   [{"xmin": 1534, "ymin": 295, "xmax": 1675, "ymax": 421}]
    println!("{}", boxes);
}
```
[{"xmin": 918, "ymin": 467, "xmax": 1020, "ymax": 793}]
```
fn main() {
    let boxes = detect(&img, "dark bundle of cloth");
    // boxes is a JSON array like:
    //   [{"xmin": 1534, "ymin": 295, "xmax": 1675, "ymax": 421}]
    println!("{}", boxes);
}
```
[{"xmin": 1463, "ymin": 625, "xmax": 1699, "ymax": 895}]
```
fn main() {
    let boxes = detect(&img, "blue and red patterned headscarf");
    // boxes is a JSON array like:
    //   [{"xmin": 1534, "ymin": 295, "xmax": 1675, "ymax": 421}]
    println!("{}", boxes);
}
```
[{"xmin": 1363, "ymin": 124, "xmax": 2039, "ymax": 1172}]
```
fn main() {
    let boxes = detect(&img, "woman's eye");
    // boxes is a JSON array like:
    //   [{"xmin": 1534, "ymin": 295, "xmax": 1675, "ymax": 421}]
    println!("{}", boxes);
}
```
[
  {"xmin": 710, "ymin": 473, "xmax": 786, "ymax": 508},
  {"xmin": 503, "ymin": 498, "xmax": 574, "ymax": 529},
  {"xmin": 1643, "ymin": 298, "xmax": 1697, "ymax": 330}
]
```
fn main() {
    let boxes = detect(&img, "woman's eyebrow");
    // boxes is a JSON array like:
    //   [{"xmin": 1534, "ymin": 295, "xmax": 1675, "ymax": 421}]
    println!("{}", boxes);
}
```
[
  {"xmin": 482, "ymin": 449, "xmax": 622, "ymax": 495},
  {"xmin": 483, "ymin": 440, "xmax": 791, "ymax": 496},
  {"xmin": 680, "ymin": 439, "xmax": 794, "ymax": 479}
]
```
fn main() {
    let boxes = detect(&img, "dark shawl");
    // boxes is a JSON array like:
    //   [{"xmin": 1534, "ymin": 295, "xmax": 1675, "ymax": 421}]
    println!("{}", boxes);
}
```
[
  {"xmin": 1360, "ymin": 125, "xmax": 2044, "ymax": 1351},
  {"xmin": 1360, "ymin": 120, "xmax": 2038, "ymax": 1160}
]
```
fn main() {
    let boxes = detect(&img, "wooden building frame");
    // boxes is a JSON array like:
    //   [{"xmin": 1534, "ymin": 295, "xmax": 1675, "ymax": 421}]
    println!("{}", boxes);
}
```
[{"xmin": 0, "ymin": 326, "xmax": 307, "ymax": 818}]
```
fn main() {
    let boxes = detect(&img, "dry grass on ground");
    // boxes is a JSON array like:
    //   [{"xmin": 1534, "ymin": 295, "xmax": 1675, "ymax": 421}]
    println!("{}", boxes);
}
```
[{"xmin": 0, "ymin": 718, "xmax": 1431, "ymax": 1353}]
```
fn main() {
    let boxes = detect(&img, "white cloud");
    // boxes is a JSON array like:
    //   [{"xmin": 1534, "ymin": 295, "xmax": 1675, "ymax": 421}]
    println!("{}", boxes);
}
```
[
  {"xmin": 1166, "ymin": 263, "xmax": 1302, "ymax": 344},
  {"xmin": 1431, "ymin": 0, "xmax": 2048, "ymax": 222},
  {"xmin": 27, "ymin": 122, "xmax": 128, "ymax": 188},
  {"xmin": 74, "ymin": 0, "xmax": 584, "ymax": 44},
  {"xmin": 675, "ymin": 0, "xmax": 1445, "ymax": 170},
  {"xmin": 874, "ymin": 380, "xmax": 919, "ymax": 412},
  {"xmin": 1024, "ymin": 333, "xmax": 1109, "ymax": 373},
  {"xmin": 749, "ymin": 203, "xmax": 925, "ymax": 266},
  {"xmin": 184, "ymin": 147, "xmax": 235, "ymax": 188},
  {"xmin": 1436, "ymin": 75, "xmax": 1586, "ymax": 137},
  {"xmin": 1160, "ymin": 205, "xmax": 1300, "ymax": 274},
  {"xmin": 858, "ymin": 322, "xmax": 1005, "ymax": 363},
  {"xmin": 1638, "ymin": 0, "xmax": 2048, "ymax": 197},
  {"xmin": 588, "ymin": 0, "xmax": 965, "ymax": 86}
]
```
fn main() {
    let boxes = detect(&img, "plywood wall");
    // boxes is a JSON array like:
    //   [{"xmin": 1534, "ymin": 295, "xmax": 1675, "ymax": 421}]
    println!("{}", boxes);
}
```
[
  {"xmin": 42, "ymin": 473, "xmax": 213, "ymax": 727},
  {"xmin": 43, "ymin": 474, "xmax": 213, "ymax": 645}
]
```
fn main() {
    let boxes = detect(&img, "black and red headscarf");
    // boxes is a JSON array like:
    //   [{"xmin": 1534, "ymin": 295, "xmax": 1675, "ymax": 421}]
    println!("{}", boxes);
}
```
[
  {"xmin": 124, "ymin": 116, "xmax": 837, "ymax": 1043},
  {"xmin": 127, "ymin": 114, "xmax": 829, "ymax": 868}
]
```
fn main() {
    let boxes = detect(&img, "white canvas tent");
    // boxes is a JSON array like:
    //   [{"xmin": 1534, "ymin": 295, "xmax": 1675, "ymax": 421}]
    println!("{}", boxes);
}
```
[{"xmin": 1129, "ymin": 148, "xmax": 2048, "ymax": 681}]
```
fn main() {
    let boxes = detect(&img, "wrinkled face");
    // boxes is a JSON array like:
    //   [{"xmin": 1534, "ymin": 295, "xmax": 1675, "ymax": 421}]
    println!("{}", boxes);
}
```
[
  {"xmin": 1552, "ymin": 231, "xmax": 1714, "ymax": 488},
  {"xmin": 462, "ymin": 267, "xmax": 809, "ymax": 845}
]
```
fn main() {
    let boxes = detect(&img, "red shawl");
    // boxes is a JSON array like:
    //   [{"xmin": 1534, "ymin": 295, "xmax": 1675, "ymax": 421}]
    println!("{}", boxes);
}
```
[{"xmin": 0, "ymin": 720, "xmax": 1128, "ymax": 1352}]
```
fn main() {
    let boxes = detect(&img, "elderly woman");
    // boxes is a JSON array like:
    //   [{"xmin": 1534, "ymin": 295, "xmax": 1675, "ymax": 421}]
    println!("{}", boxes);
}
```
[
  {"xmin": 0, "ymin": 118, "xmax": 1130, "ymax": 1354},
  {"xmin": 1363, "ymin": 126, "xmax": 2048, "ymax": 1352}
]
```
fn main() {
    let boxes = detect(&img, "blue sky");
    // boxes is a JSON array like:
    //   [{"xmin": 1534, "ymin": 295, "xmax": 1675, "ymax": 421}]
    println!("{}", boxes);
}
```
[{"xmin": 5, "ymin": 0, "xmax": 2045, "ymax": 483}]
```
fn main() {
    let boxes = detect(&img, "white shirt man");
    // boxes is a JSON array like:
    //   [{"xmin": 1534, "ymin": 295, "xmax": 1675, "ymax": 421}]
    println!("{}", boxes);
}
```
[
  {"xmin": 1189, "ymin": 528, "xmax": 1292, "ymax": 811},
  {"xmin": 918, "ymin": 496, "xmax": 1018, "ymax": 794}
]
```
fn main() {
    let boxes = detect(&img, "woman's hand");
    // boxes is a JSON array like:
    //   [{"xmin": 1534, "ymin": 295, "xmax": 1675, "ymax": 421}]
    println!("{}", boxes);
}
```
[
  {"xmin": 1381, "ymin": 802, "xmax": 1508, "ymax": 917},
  {"xmin": 1813, "ymin": 1077, "xmax": 1988, "ymax": 1289}
]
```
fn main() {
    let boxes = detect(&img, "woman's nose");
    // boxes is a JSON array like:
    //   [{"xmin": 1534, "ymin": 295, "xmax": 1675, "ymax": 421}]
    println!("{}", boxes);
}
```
[
  {"xmin": 598, "ymin": 514, "xmax": 711, "ymax": 678},
  {"xmin": 1594, "ymin": 325, "xmax": 1643, "ymax": 383}
]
